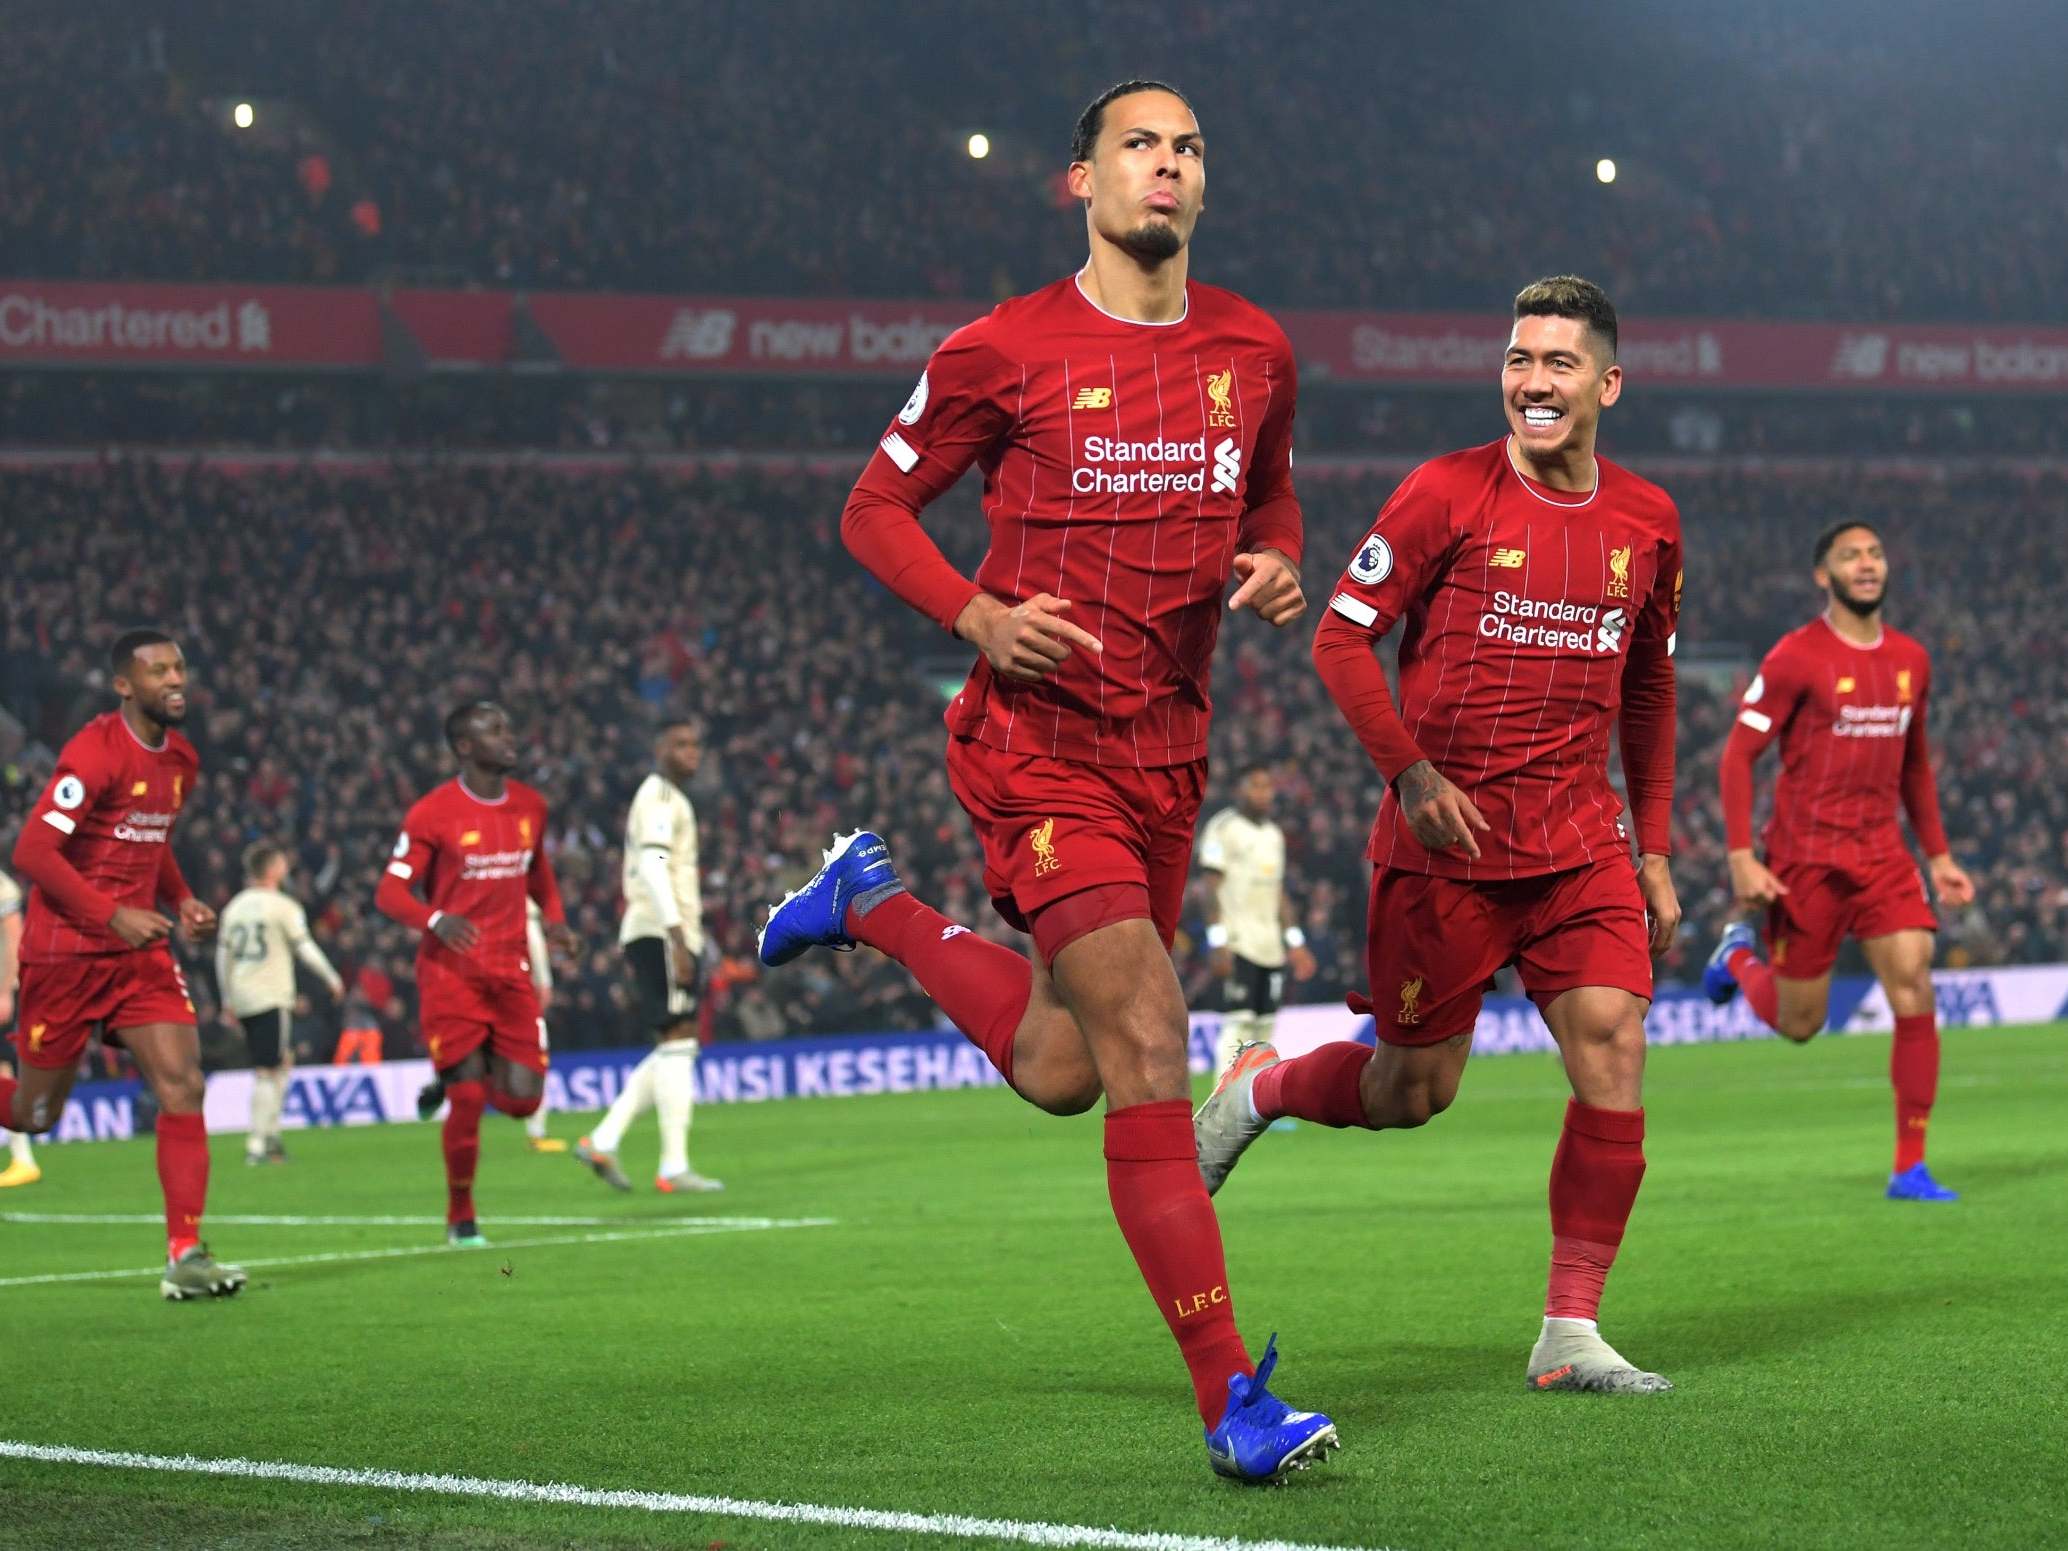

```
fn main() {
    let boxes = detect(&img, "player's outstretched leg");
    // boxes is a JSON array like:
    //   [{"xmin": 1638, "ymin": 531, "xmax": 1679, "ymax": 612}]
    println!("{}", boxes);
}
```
[
  {"xmin": 760, "ymin": 831, "xmax": 1099, "ymax": 1115},
  {"xmin": 579, "ymin": 1050, "xmax": 654, "ymax": 1190}
]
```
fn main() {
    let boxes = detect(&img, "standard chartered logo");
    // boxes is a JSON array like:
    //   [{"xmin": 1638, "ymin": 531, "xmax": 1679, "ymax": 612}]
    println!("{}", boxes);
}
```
[
  {"xmin": 1477, "ymin": 590, "xmax": 1629, "ymax": 655},
  {"xmin": 1072, "ymin": 434, "xmax": 1244, "ymax": 497}
]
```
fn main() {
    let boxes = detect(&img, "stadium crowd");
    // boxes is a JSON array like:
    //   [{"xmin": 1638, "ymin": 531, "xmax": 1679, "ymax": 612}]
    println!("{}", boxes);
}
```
[
  {"xmin": 7, "ymin": 0, "xmax": 2065, "ymax": 320},
  {"xmin": 3, "ymin": 460, "xmax": 2061, "ymax": 1057}
]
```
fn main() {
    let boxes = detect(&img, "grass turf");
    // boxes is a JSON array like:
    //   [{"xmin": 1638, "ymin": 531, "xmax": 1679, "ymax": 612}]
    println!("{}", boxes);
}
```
[{"xmin": 1, "ymin": 1023, "xmax": 2064, "ymax": 1551}]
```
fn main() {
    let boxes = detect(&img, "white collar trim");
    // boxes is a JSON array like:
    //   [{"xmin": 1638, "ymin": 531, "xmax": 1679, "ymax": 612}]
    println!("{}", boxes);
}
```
[
  {"xmin": 1505, "ymin": 437, "xmax": 1599, "ymax": 509},
  {"xmin": 1073, "ymin": 270, "xmax": 1189, "ymax": 328},
  {"xmin": 1819, "ymin": 613, "xmax": 1884, "ymax": 650},
  {"xmin": 457, "ymin": 777, "xmax": 510, "ymax": 806}
]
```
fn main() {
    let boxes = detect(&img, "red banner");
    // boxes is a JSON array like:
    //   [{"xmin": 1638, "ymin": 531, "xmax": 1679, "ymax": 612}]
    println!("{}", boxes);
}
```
[
  {"xmin": 523, "ymin": 293, "xmax": 978, "ymax": 374},
  {"xmin": 4, "ymin": 279, "xmax": 2065, "ymax": 392},
  {"xmin": 0, "ymin": 280, "xmax": 382, "ymax": 366}
]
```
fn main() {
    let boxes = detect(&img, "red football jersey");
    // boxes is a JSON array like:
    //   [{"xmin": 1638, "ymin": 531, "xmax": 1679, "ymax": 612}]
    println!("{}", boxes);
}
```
[
  {"xmin": 845, "ymin": 273, "xmax": 1302, "ymax": 767},
  {"xmin": 1319, "ymin": 440, "xmax": 1683, "ymax": 880},
  {"xmin": 1724, "ymin": 617, "xmax": 1946, "ymax": 868},
  {"xmin": 377, "ymin": 778, "xmax": 564, "ymax": 984},
  {"xmin": 15, "ymin": 711, "xmax": 199, "ymax": 964}
]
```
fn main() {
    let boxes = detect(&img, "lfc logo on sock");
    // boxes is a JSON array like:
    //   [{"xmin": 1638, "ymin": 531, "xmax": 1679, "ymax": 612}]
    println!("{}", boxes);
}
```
[{"xmin": 1172, "ymin": 1284, "xmax": 1229, "ymax": 1319}]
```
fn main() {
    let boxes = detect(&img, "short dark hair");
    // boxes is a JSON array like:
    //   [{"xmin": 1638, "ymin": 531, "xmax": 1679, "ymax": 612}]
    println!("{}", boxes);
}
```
[
  {"xmin": 655, "ymin": 717, "xmax": 699, "ymax": 740},
  {"xmin": 1813, "ymin": 521, "xmax": 1882, "ymax": 566},
  {"xmin": 243, "ymin": 841, "xmax": 285, "ymax": 881},
  {"xmin": 1070, "ymin": 79, "xmax": 1194, "ymax": 165},
  {"xmin": 1514, "ymin": 275, "xmax": 1618, "ymax": 362},
  {"xmin": 444, "ymin": 700, "xmax": 497, "ymax": 753},
  {"xmin": 111, "ymin": 627, "xmax": 176, "ymax": 676}
]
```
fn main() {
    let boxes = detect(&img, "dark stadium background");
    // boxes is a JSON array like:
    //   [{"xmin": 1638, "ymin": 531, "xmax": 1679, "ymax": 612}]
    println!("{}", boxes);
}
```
[{"xmin": 3, "ymin": 0, "xmax": 2064, "ymax": 1066}]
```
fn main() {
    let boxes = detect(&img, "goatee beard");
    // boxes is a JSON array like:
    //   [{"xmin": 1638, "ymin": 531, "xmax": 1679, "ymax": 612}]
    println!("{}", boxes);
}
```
[
  {"xmin": 1118, "ymin": 221, "xmax": 1183, "ymax": 262},
  {"xmin": 1833, "ymin": 583, "xmax": 1880, "ymax": 620}
]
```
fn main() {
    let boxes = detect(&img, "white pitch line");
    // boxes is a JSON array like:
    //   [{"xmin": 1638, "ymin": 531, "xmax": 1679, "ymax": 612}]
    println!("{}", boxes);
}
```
[
  {"xmin": 0, "ymin": 1218, "xmax": 835, "ymax": 1291},
  {"xmin": 1, "ymin": 1212, "xmax": 796, "ymax": 1228},
  {"xmin": 0, "ymin": 1440, "xmax": 1387, "ymax": 1551}
]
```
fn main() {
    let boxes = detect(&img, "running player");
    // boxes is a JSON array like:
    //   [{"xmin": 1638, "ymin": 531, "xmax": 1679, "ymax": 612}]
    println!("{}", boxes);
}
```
[
  {"xmin": 578, "ymin": 720, "xmax": 720, "ymax": 1193},
  {"xmin": 757, "ymin": 81, "xmax": 1337, "ymax": 1482},
  {"xmin": 1701, "ymin": 521, "xmax": 1974, "ymax": 1201},
  {"xmin": 3, "ymin": 629, "xmax": 244, "ymax": 1298},
  {"xmin": 0, "ymin": 864, "xmax": 35, "ymax": 1188},
  {"xmin": 217, "ymin": 841, "xmax": 345, "ymax": 1165},
  {"xmin": 1196, "ymin": 764, "xmax": 1316, "ymax": 1077},
  {"xmin": 374, "ymin": 701, "xmax": 573, "ymax": 1247},
  {"xmin": 1196, "ymin": 277, "xmax": 1683, "ymax": 1394}
]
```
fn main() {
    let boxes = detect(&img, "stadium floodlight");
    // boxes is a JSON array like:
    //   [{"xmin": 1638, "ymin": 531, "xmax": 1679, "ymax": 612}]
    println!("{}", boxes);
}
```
[
  {"xmin": 1595, "ymin": 157, "xmax": 1617, "ymax": 184},
  {"xmin": 234, "ymin": 102, "xmax": 255, "ymax": 129},
  {"xmin": 967, "ymin": 133, "xmax": 991, "ymax": 160}
]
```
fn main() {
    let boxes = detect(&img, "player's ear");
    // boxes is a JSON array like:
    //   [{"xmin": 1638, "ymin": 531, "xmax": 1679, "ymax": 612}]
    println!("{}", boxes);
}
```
[
  {"xmin": 1065, "ymin": 159, "xmax": 1095, "ymax": 203},
  {"xmin": 1595, "ymin": 362, "xmax": 1623, "ymax": 409}
]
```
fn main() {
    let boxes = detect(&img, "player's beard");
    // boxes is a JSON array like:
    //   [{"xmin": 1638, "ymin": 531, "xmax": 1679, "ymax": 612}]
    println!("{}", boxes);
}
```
[
  {"xmin": 1830, "ymin": 576, "xmax": 1883, "ymax": 619},
  {"xmin": 148, "ymin": 695, "xmax": 188, "ymax": 726},
  {"xmin": 1116, "ymin": 219, "xmax": 1184, "ymax": 263}
]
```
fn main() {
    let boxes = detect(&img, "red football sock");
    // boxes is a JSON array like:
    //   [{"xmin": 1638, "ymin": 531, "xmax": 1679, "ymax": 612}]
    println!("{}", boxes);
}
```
[
  {"xmin": 847, "ymin": 891, "xmax": 1030, "ymax": 1084},
  {"xmin": 1726, "ymin": 946, "xmax": 1780, "ymax": 1029},
  {"xmin": 1545, "ymin": 1100, "xmax": 1646, "ymax": 1321},
  {"xmin": 1251, "ymin": 1041, "xmax": 1374, "ymax": 1128},
  {"xmin": 443, "ymin": 1080, "xmax": 487, "ymax": 1225},
  {"xmin": 1105, "ymin": 1100, "xmax": 1254, "ymax": 1426},
  {"xmin": 156, "ymin": 1111, "xmax": 210, "ymax": 1261},
  {"xmin": 1890, "ymin": 1013, "xmax": 1939, "ymax": 1172},
  {"xmin": 0, "ymin": 1073, "xmax": 16, "ymax": 1129}
]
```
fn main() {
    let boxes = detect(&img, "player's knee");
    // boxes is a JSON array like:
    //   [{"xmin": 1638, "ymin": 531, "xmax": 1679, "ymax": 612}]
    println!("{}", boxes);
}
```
[
  {"xmin": 493, "ymin": 1088, "xmax": 542, "ymax": 1118},
  {"xmin": 1032, "ymin": 1075, "xmax": 1103, "ymax": 1117},
  {"xmin": 1776, "ymin": 1011, "xmax": 1824, "ymax": 1043},
  {"xmin": 155, "ymin": 1070, "xmax": 207, "ymax": 1113}
]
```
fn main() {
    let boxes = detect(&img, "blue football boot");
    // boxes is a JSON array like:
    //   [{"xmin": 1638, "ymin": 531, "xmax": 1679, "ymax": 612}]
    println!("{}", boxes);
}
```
[
  {"xmin": 757, "ymin": 831, "xmax": 901, "ymax": 967},
  {"xmin": 1702, "ymin": 920, "xmax": 1761, "ymax": 1006},
  {"xmin": 1886, "ymin": 1162, "xmax": 1959, "ymax": 1202},
  {"xmin": 1202, "ymin": 1334, "xmax": 1340, "ymax": 1485}
]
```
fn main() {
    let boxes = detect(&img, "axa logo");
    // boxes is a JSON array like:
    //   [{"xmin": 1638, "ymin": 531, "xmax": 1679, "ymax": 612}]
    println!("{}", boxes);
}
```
[
  {"xmin": 1209, "ymin": 437, "xmax": 1242, "ymax": 495},
  {"xmin": 1071, "ymin": 386, "xmax": 1113, "ymax": 410},
  {"xmin": 659, "ymin": 308, "xmax": 737, "ymax": 361}
]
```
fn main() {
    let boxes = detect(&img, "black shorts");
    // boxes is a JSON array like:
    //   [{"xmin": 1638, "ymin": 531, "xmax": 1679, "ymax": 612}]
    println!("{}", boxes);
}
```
[
  {"xmin": 239, "ymin": 1008, "xmax": 290, "ymax": 1068},
  {"xmin": 1223, "ymin": 956, "xmax": 1286, "ymax": 1017},
  {"xmin": 624, "ymin": 936, "xmax": 699, "ymax": 1035}
]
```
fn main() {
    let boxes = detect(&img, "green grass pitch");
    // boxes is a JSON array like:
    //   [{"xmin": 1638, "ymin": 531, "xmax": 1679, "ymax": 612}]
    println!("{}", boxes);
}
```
[{"xmin": 2, "ymin": 1024, "xmax": 2064, "ymax": 1550}]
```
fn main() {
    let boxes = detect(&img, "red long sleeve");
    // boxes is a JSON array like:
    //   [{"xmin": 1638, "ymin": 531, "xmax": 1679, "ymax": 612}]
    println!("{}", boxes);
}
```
[
  {"xmin": 1312, "ymin": 606, "xmax": 1426, "ymax": 782},
  {"xmin": 1900, "ymin": 708, "xmax": 1949, "ymax": 856},
  {"xmin": 840, "ymin": 490, "xmax": 983, "ymax": 633},
  {"xmin": 374, "ymin": 866, "xmax": 435, "ymax": 933},
  {"xmin": 11, "ymin": 819, "xmax": 120, "ymax": 927},
  {"xmin": 527, "ymin": 845, "xmax": 566, "ymax": 927},
  {"xmin": 1719, "ymin": 721, "xmax": 1762, "ymax": 851},
  {"xmin": 1617, "ymin": 632, "xmax": 1677, "ymax": 857},
  {"xmin": 156, "ymin": 844, "xmax": 193, "ymax": 909}
]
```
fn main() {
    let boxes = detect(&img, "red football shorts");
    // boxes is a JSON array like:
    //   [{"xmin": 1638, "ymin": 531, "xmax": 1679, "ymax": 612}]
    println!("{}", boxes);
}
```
[
  {"xmin": 1764, "ymin": 851, "xmax": 1937, "ymax": 979},
  {"xmin": 944, "ymin": 735, "xmax": 1205, "ymax": 959},
  {"xmin": 1362, "ymin": 857, "xmax": 1654, "ymax": 1047},
  {"xmin": 10, "ymin": 947, "xmax": 197, "ymax": 1070},
  {"xmin": 417, "ymin": 960, "xmax": 547, "ymax": 1073}
]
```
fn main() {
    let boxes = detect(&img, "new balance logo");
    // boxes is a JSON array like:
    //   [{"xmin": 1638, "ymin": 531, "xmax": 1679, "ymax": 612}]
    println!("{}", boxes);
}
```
[
  {"xmin": 941, "ymin": 924, "xmax": 970, "ymax": 942},
  {"xmin": 1491, "ymin": 548, "xmax": 1526, "ymax": 569},
  {"xmin": 1210, "ymin": 437, "xmax": 1242, "ymax": 494},
  {"xmin": 1071, "ymin": 387, "xmax": 1113, "ymax": 410}
]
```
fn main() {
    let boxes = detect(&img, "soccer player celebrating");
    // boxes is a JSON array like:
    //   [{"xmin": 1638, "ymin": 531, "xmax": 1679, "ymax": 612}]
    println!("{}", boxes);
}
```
[
  {"xmin": 1196, "ymin": 765, "xmax": 1317, "ymax": 1077},
  {"xmin": 217, "ymin": 841, "xmax": 346, "ymax": 1165},
  {"xmin": 1196, "ymin": 277, "xmax": 1683, "ymax": 1395},
  {"xmin": 757, "ymin": 81, "xmax": 1338, "ymax": 1481},
  {"xmin": 4, "ymin": 629, "xmax": 243, "ymax": 1298},
  {"xmin": 1701, "ymin": 522, "xmax": 1974, "ymax": 1202},
  {"xmin": 375, "ymin": 701, "xmax": 573, "ymax": 1247},
  {"xmin": 578, "ymin": 720, "xmax": 721, "ymax": 1193}
]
